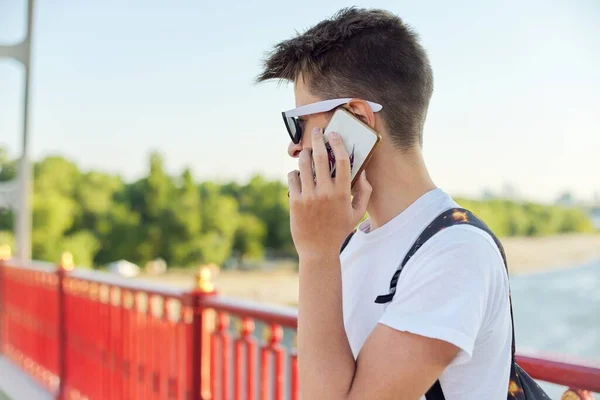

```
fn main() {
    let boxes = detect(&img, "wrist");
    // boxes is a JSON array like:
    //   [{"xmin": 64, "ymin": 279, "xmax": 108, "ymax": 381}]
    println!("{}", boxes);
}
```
[{"xmin": 298, "ymin": 250, "xmax": 340, "ymax": 266}]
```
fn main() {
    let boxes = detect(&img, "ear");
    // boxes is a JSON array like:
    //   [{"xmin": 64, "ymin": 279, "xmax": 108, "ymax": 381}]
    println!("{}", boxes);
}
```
[{"xmin": 346, "ymin": 99, "xmax": 376, "ymax": 128}]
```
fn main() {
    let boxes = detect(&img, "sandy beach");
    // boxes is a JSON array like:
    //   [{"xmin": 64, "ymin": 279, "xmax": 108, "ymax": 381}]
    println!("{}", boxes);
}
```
[
  {"xmin": 141, "ymin": 233, "xmax": 600, "ymax": 306},
  {"xmin": 501, "ymin": 234, "xmax": 600, "ymax": 273}
]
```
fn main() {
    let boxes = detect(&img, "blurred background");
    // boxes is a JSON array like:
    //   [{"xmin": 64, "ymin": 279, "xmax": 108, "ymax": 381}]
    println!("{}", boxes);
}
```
[{"xmin": 1, "ymin": 0, "xmax": 599, "ymax": 398}]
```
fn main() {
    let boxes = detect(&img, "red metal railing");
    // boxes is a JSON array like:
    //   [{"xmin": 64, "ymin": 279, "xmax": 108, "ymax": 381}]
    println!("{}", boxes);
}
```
[
  {"xmin": 1, "ymin": 255, "xmax": 599, "ymax": 400},
  {"xmin": 0, "ymin": 261, "xmax": 61, "ymax": 392}
]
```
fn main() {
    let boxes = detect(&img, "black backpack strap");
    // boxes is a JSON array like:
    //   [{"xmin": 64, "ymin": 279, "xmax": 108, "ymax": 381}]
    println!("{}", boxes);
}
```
[
  {"xmin": 425, "ymin": 381, "xmax": 445, "ymax": 400},
  {"xmin": 340, "ymin": 230, "xmax": 356, "ymax": 254},
  {"xmin": 373, "ymin": 208, "xmax": 516, "ymax": 400}
]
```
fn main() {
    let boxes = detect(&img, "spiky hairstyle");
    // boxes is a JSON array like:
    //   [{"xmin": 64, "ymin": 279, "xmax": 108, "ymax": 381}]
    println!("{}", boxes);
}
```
[{"xmin": 257, "ymin": 7, "xmax": 434, "ymax": 149}]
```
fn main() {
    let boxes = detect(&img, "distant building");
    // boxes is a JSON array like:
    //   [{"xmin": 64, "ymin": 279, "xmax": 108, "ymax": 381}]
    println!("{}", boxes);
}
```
[
  {"xmin": 145, "ymin": 258, "xmax": 167, "ymax": 275},
  {"xmin": 107, "ymin": 259, "xmax": 140, "ymax": 278},
  {"xmin": 555, "ymin": 192, "xmax": 576, "ymax": 207},
  {"xmin": 500, "ymin": 182, "xmax": 522, "ymax": 201},
  {"xmin": 481, "ymin": 189, "xmax": 496, "ymax": 201}
]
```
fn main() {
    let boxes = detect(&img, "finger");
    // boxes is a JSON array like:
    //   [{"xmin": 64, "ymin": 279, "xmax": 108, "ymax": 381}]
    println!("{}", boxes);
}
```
[
  {"xmin": 351, "ymin": 171, "xmax": 372, "ymax": 216},
  {"xmin": 298, "ymin": 148, "xmax": 315, "ymax": 194},
  {"xmin": 287, "ymin": 170, "xmax": 301, "ymax": 199},
  {"xmin": 328, "ymin": 132, "xmax": 351, "ymax": 186},
  {"xmin": 310, "ymin": 127, "xmax": 332, "ymax": 186}
]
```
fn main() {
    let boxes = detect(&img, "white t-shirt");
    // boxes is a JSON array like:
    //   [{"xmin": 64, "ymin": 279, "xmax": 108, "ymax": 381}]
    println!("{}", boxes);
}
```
[{"xmin": 341, "ymin": 188, "xmax": 511, "ymax": 400}]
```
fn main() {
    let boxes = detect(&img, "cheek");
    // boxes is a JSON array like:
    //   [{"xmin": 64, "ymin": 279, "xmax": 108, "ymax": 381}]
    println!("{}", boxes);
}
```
[
  {"xmin": 301, "ymin": 121, "xmax": 319, "ymax": 149},
  {"xmin": 302, "ymin": 115, "xmax": 330, "ymax": 148},
  {"xmin": 304, "ymin": 114, "xmax": 331, "ymax": 136}
]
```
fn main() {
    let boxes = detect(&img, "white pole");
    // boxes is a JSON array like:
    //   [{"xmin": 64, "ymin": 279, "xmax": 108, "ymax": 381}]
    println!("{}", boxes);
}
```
[{"xmin": 14, "ymin": 0, "xmax": 35, "ymax": 262}]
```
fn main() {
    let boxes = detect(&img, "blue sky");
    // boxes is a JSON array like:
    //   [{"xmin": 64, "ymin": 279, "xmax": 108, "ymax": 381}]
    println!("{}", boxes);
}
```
[{"xmin": 1, "ymin": 0, "xmax": 599, "ymax": 202}]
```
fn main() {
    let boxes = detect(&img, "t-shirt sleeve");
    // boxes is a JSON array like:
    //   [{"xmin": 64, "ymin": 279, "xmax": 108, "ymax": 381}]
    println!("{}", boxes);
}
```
[{"xmin": 378, "ymin": 225, "xmax": 503, "ymax": 365}]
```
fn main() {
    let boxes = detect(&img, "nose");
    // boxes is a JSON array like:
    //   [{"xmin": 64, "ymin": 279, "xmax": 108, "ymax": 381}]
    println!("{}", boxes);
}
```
[{"xmin": 288, "ymin": 140, "xmax": 303, "ymax": 158}]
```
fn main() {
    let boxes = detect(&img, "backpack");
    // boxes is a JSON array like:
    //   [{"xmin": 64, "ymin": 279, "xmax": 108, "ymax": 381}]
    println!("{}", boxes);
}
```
[{"xmin": 341, "ymin": 207, "xmax": 551, "ymax": 399}]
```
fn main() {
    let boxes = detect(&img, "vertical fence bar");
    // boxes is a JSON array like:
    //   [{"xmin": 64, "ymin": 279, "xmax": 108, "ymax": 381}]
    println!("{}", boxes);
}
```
[
  {"xmin": 116, "ymin": 287, "xmax": 125, "ymax": 400},
  {"xmin": 234, "ymin": 317, "xmax": 256, "ymax": 400},
  {"xmin": 271, "ymin": 325, "xmax": 285, "ymax": 400},
  {"xmin": 234, "ymin": 328, "xmax": 244, "ymax": 400},
  {"xmin": 259, "ymin": 323, "xmax": 286, "ymax": 400},
  {"xmin": 0, "ymin": 256, "xmax": 7, "ymax": 358},
  {"xmin": 0, "ymin": 246, "xmax": 11, "ymax": 354},
  {"xmin": 102, "ymin": 284, "xmax": 111, "ymax": 400},
  {"xmin": 131, "ymin": 291, "xmax": 142, "ymax": 400},
  {"xmin": 56, "ymin": 252, "xmax": 73, "ymax": 400},
  {"xmin": 260, "ymin": 327, "xmax": 270, "ymax": 400},
  {"xmin": 211, "ymin": 322, "xmax": 220, "ymax": 400},
  {"xmin": 290, "ymin": 351, "xmax": 299, "ymax": 400},
  {"xmin": 218, "ymin": 313, "xmax": 231, "ymax": 400},
  {"xmin": 91, "ymin": 282, "xmax": 103, "ymax": 399},
  {"xmin": 247, "ymin": 322, "xmax": 257, "ymax": 400},
  {"xmin": 122, "ymin": 290, "xmax": 132, "ymax": 400},
  {"xmin": 183, "ymin": 267, "xmax": 216, "ymax": 400},
  {"xmin": 0, "ymin": 259, "xmax": 4, "ymax": 354},
  {"xmin": 163, "ymin": 299, "xmax": 172, "ymax": 400},
  {"xmin": 157, "ymin": 297, "xmax": 168, "ymax": 400},
  {"xmin": 166, "ymin": 298, "xmax": 180, "ymax": 400},
  {"xmin": 136, "ymin": 292, "xmax": 148, "ymax": 400},
  {"xmin": 148, "ymin": 294, "xmax": 158, "ymax": 400},
  {"xmin": 183, "ymin": 302, "xmax": 193, "ymax": 400}
]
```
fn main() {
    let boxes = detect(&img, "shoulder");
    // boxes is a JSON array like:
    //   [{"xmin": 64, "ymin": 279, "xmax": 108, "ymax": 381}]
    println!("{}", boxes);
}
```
[
  {"xmin": 409, "ymin": 223, "xmax": 504, "ymax": 274},
  {"xmin": 379, "ymin": 224, "xmax": 508, "ymax": 362},
  {"xmin": 392, "ymin": 223, "xmax": 508, "ymax": 313}
]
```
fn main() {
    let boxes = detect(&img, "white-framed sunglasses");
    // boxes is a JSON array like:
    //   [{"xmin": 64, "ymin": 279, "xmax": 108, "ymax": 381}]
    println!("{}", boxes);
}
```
[{"xmin": 282, "ymin": 98, "xmax": 383, "ymax": 144}]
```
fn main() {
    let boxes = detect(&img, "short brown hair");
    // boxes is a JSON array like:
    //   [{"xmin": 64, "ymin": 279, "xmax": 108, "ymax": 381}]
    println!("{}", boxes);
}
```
[{"xmin": 257, "ymin": 7, "xmax": 434, "ymax": 149}]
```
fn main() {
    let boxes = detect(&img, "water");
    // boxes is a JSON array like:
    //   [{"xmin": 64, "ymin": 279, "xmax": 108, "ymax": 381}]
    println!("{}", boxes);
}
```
[{"xmin": 510, "ymin": 259, "xmax": 600, "ymax": 397}]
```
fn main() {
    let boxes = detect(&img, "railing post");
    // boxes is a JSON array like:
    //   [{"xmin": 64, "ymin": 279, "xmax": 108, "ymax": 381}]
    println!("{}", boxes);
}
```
[
  {"xmin": 0, "ymin": 245, "xmax": 9, "ymax": 353},
  {"xmin": 56, "ymin": 251, "xmax": 73, "ymax": 400},
  {"xmin": 184, "ymin": 266, "xmax": 217, "ymax": 400}
]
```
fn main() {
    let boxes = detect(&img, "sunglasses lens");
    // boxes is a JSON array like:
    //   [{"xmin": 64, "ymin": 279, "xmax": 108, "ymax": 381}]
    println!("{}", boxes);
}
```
[
  {"xmin": 292, "ymin": 119, "xmax": 302, "ymax": 144},
  {"xmin": 283, "ymin": 116, "xmax": 300, "ymax": 144}
]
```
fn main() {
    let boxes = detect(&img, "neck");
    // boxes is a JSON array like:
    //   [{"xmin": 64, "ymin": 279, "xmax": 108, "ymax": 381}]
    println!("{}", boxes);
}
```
[{"xmin": 364, "ymin": 146, "xmax": 436, "ymax": 230}]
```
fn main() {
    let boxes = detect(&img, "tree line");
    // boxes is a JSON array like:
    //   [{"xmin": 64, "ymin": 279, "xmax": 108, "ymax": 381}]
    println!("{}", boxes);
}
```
[{"xmin": 0, "ymin": 148, "xmax": 594, "ymax": 269}]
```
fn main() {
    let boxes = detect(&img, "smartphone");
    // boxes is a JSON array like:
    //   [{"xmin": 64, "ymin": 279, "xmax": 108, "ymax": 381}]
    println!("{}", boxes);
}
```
[{"xmin": 318, "ymin": 108, "xmax": 382, "ymax": 187}]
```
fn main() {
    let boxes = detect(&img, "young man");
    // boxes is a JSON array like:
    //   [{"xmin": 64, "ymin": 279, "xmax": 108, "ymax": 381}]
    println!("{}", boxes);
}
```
[{"xmin": 257, "ymin": 7, "xmax": 511, "ymax": 400}]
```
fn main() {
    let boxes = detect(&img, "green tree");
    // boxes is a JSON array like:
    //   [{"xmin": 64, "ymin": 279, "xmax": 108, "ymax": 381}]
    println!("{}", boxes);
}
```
[
  {"xmin": 236, "ymin": 176, "xmax": 293, "ymax": 255},
  {"xmin": 164, "ymin": 168, "xmax": 203, "ymax": 266},
  {"xmin": 30, "ymin": 156, "xmax": 82, "ymax": 262},
  {"xmin": 33, "ymin": 156, "xmax": 81, "ymax": 197},
  {"xmin": 131, "ymin": 152, "xmax": 175, "ymax": 264},
  {"xmin": 0, "ymin": 230, "xmax": 14, "ymax": 249},
  {"xmin": 0, "ymin": 147, "xmax": 17, "ymax": 182},
  {"xmin": 559, "ymin": 208, "xmax": 593, "ymax": 233},
  {"xmin": 60, "ymin": 231, "xmax": 100, "ymax": 268},
  {"xmin": 0, "ymin": 148, "xmax": 17, "ymax": 232},
  {"xmin": 95, "ymin": 201, "xmax": 142, "ymax": 265},
  {"xmin": 233, "ymin": 213, "xmax": 267, "ymax": 261},
  {"xmin": 198, "ymin": 182, "xmax": 240, "ymax": 265},
  {"xmin": 32, "ymin": 193, "xmax": 77, "ymax": 262},
  {"xmin": 71, "ymin": 171, "xmax": 125, "ymax": 264}
]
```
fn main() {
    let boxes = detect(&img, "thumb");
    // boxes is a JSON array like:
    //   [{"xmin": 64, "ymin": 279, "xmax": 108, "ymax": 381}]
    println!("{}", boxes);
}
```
[{"xmin": 351, "ymin": 171, "xmax": 372, "ymax": 217}]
